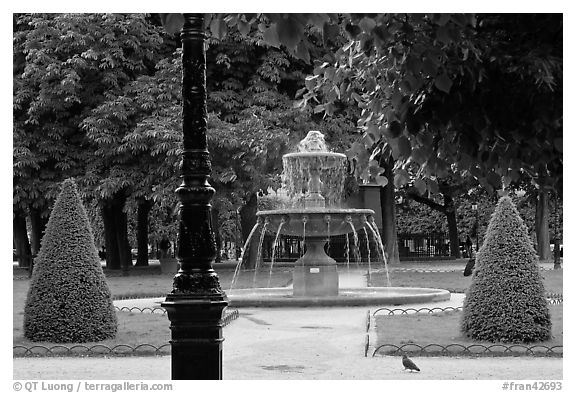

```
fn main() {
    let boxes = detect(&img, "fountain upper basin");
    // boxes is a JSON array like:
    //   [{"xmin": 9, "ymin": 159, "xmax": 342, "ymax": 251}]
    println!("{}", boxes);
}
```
[
  {"xmin": 256, "ymin": 208, "xmax": 376, "ymax": 237},
  {"xmin": 283, "ymin": 151, "xmax": 347, "ymax": 167}
]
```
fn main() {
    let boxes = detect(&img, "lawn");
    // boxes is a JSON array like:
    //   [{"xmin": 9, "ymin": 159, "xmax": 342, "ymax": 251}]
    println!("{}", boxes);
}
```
[
  {"xmin": 106, "ymin": 267, "xmax": 294, "ymax": 298},
  {"xmin": 370, "ymin": 268, "xmax": 563, "ymax": 294},
  {"xmin": 370, "ymin": 267, "xmax": 563, "ymax": 357},
  {"xmin": 13, "ymin": 266, "xmax": 293, "ymax": 354},
  {"xmin": 13, "ymin": 263, "xmax": 562, "ymax": 357},
  {"xmin": 373, "ymin": 305, "xmax": 563, "ymax": 356}
]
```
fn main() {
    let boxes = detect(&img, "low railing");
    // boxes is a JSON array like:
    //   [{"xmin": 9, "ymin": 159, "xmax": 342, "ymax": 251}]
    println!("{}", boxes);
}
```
[
  {"xmin": 372, "ymin": 343, "xmax": 563, "ymax": 357},
  {"xmin": 13, "ymin": 309, "xmax": 240, "ymax": 358},
  {"xmin": 367, "ymin": 302, "xmax": 563, "ymax": 358}
]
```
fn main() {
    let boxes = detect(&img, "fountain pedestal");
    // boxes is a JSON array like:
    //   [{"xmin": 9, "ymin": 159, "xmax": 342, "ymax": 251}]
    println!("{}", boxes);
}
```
[{"xmin": 293, "ymin": 238, "xmax": 338, "ymax": 297}]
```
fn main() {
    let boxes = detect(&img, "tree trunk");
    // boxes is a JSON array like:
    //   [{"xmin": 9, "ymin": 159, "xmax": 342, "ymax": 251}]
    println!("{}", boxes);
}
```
[
  {"xmin": 101, "ymin": 191, "xmax": 132, "ymax": 270},
  {"xmin": 135, "ymin": 198, "xmax": 153, "ymax": 267},
  {"xmin": 407, "ymin": 184, "xmax": 461, "ymax": 259},
  {"xmin": 535, "ymin": 189, "xmax": 552, "ymax": 261},
  {"xmin": 101, "ymin": 201, "xmax": 120, "ymax": 270},
  {"xmin": 29, "ymin": 207, "xmax": 48, "ymax": 256},
  {"xmin": 444, "ymin": 194, "xmax": 461, "ymax": 258},
  {"xmin": 13, "ymin": 209, "xmax": 32, "ymax": 268},
  {"xmin": 239, "ymin": 193, "xmax": 258, "ymax": 243},
  {"xmin": 113, "ymin": 193, "xmax": 133, "ymax": 270},
  {"xmin": 379, "ymin": 157, "xmax": 400, "ymax": 264},
  {"xmin": 235, "ymin": 210, "xmax": 243, "ymax": 260}
]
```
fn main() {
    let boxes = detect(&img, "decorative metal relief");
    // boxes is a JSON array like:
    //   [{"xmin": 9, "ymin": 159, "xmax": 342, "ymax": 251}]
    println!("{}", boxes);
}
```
[
  {"xmin": 172, "ymin": 272, "xmax": 224, "ymax": 295},
  {"xmin": 180, "ymin": 151, "xmax": 212, "ymax": 175}
]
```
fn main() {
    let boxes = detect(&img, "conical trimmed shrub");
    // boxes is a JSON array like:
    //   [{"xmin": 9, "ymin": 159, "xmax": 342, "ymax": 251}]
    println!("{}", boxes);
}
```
[
  {"xmin": 24, "ymin": 179, "xmax": 117, "ymax": 342},
  {"xmin": 461, "ymin": 196, "xmax": 551, "ymax": 343}
]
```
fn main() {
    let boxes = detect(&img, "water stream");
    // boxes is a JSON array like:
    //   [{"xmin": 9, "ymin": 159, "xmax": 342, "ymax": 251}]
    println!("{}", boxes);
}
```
[
  {"xmin": 302, "ymin": 215, "xmax": 307, "ymax": 257},
  {"xmin": 230, "ymin": 219, "xmax": 261, "ymax": 291},
  {"xmin": 363, "ymin": 226, "xmax": 372, "ymax": 283},
  {"xmin": 267, "ymin": 218, "xmax": 286, "ymax": 288},
  {"xmin": 345, "ymin": 233, "xmax": 351, "ymax": 272},
  {"xmin": 368, "ymin": 217, "xmax": 391, "ymax": 287},
  {"xmin": 346, "ymin": 216, "xmax": 361, "ymax": 266},
  {"xmin": 252, "ymin": 218, "xmax": 269, "ymax": 288},
  {"xmin": 325, "ymin": 215, "xmax": 331, "ymax": 257}
]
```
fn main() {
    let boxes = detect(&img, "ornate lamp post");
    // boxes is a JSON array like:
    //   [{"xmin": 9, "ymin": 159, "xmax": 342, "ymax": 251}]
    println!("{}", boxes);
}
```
[
  {"xmin": 161, "ymin": 13, "xmax": 228, "ymax": 380},
  {"xmin": 471, "ymin": 203, "xmax": 479, "ymax": 252}
]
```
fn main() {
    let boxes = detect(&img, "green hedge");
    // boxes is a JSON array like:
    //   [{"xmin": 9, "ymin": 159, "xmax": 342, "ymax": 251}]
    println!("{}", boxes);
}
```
[
  {"xmin": 461, "ymin": 196, "xmax": 551, "ymax": 343},
  {"xmin": 24, "ymin": 179, "xmax": 117, "ymax": 343}
]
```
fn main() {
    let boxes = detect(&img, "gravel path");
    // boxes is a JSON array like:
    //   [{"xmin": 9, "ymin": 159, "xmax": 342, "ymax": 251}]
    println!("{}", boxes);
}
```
[{"xmin": 12, "ymin": 354, "xmax": 562, "ymax": 380}]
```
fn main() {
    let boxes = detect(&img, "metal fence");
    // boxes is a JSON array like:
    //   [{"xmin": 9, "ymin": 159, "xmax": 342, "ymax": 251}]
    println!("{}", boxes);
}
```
[
  {"xmin": 366, "ymin": 304, "xmax": 563, "ymax": 358},
  {"xmin": 258, "ymin": 232, "xmax": 453, "ymax": 263},
  {"xmin": 397, "ymin": 233, "xmax": 451, "ymax": 259},
  {"xmin": 372, "ymin": 343, "xmax": 563, "ymax": 357},
  {"xmin": 14, "ymin": 308, "xmax": 240, "ymax": 357},
  {"xmin": 260, "ymin": 232, "xmax": 381, "ymax": 264}
]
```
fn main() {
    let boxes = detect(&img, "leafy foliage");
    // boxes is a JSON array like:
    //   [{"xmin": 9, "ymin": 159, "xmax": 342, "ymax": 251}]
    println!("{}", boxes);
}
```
[
  {"xmin": 396, "ymin": 198, "xmax": 446, "ymax": 234},
  {"xmin": 461, "ymin": 196, "xmax": 551, "ymax": 343},
  {"xmin": 299, "ymin": 14, "xmax": 562, "ymax": 195},
  {"xmin": 24, "ymin": 179, "xmax": 117, "ymax": 343},
  {"xmin": 14, "ymin": 13, "xmax": 165, "ymax": 214},
  {"xmin": 81, "ymin": 51, "xmax": 181, "ymax": 203}
]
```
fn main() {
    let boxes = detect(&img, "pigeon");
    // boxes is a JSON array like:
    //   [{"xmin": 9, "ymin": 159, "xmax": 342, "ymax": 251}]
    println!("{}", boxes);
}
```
[{"xmin": 402, "ymin": 354, "xmax": 420, "ymax": 372}]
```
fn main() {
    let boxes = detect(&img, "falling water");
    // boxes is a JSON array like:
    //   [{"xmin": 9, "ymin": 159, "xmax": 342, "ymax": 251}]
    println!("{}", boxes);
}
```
[
  {"xmin": 368, "ymin": 216, "xmax": 391, "ymax": 287},
  {"xmin": 346, "ymin": 215, "xmax": 361, "ymax": 266},
  {"xmin": 230, "ymin": 219, "xmax": 261, "ymax": 291},
  {"xmin": 345, "ymin": 233, "xmax": 351, "ymax": 272},
  {"xmin": 325, "ymin": 215, "xmax": 331, "ymax": 257},
  {"xmin": 365, "ymin": 221, "xmax": 382, "ymax": 261},
  {"xmin": 301, "ymin": 215, "xmax": 308, "ymax": 257},
  {"xmin": 267, "ymin": 218, "xmax": 286, "ymax": 288},
  {"xmin": 253, "ymin": 217, "xmax": 269, "ymax": 288},
  {"xmin": 363, "ymin": 226, "xmax": 372, "ymax": 283}
]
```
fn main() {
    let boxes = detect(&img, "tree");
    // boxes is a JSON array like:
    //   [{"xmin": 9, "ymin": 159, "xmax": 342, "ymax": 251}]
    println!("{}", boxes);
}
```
[
  {"xmin": 24, "ymin": 179, "xmax": 117, "ymax": 342},
  {"xmin": 14, "ymin": 13, "xmax": 168, "ymax": 269},
  {"xmin": 461, "ymin": 196, "xmax": 551, "ymax": 343},
  {"xmin": 303, "ymin": 14, "xmax": 561, "ymax": 191}
]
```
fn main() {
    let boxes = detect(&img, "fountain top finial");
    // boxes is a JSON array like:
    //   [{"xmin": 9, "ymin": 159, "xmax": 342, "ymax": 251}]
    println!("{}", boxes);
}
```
[{"xmin": 297, "ymin": 131, "xmax": 328, "ymax": 152}]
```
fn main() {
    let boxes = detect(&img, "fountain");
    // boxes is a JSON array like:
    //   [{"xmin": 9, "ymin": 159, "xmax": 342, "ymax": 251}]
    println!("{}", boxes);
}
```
[{"xmin": 228, "ymin": 131, "xmax": 450, "ymax": 307}]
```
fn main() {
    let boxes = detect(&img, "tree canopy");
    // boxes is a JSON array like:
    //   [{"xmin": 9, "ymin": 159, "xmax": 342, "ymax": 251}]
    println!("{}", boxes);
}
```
[
  {"xmin": 300, "ymin": 14, "xmax": 562, "ymax": 195},
  {"xmin": 14, "ymin": 13, "xmax": 166, "ymax": 211},
  {"xmin": 14, "ymin": 13, "xmax": 562, "ymax": 263}
]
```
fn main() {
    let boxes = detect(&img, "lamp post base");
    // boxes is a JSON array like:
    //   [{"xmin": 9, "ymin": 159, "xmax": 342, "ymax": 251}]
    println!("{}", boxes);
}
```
[{"xmin": 162, "ymin": 292, "xmax": 228, "ymax": 380}]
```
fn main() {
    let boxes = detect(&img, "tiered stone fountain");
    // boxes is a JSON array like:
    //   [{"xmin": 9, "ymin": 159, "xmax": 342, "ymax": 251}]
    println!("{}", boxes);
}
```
[{"xmin": 228, "ymin": 131, "xmax": 450, "ymax": 307}]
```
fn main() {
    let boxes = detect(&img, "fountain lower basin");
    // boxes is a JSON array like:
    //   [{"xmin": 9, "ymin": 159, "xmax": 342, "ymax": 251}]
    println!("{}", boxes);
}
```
[{"xmin": 226, "ymin": 286, "xmax": 451, "ymax": 307}]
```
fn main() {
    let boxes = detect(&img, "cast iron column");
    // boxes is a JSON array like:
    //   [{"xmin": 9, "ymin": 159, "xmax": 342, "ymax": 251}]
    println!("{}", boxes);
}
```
[{"xmin": 161, "ymin": 13, "xmax": 228, "ymax": 380}]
